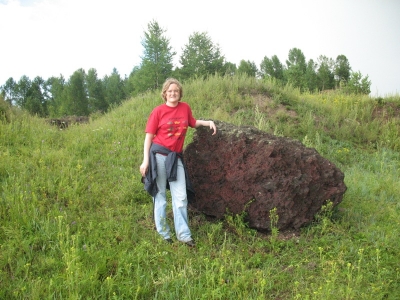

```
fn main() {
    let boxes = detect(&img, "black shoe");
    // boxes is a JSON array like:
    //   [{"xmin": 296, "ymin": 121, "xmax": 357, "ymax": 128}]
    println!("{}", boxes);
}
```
[
  {"xmin": 185, "ymin": 239, "xmax": 196, "ymax": 247},
  {"xmin": 165, "ymin": 238, "xmax": 173, "ymax": 244}
]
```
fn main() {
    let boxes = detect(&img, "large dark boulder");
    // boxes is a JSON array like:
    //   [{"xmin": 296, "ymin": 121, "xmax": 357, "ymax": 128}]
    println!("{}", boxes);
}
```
[{"xmin": 184, "ymin": 120, "xmax": 347, "ymax": 232}]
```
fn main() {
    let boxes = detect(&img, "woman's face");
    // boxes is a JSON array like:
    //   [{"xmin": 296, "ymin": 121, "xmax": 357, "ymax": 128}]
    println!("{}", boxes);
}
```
[{"xmin": 165, "ymin": 83, "xmax": 181, "ymax": 107}]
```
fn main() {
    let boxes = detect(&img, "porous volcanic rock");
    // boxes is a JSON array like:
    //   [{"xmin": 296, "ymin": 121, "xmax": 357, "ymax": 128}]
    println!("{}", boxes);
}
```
[{"xmin": 184, "ymin": 120, "xmax": 347, "ymax": 231}]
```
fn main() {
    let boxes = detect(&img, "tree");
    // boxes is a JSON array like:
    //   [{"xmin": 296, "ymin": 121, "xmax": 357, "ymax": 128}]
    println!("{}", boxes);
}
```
[
  {"xmin": 126, "ymin": 66, "xmax": 140, "ymax": 96},
  {"xmin": 130, "ymin": 20, "xmax": 175, "ymax": 94},
  {"xmin": 86, "ymin": 68, "xmax": 107, "ymax": 113},
  {"xmin": 46, "ymin": 75, "xmax": 66, "ymax": 117},
  {"xmin": 1, "ymin": 77, "xmax": 17, "ymax": 105},
  {"xmin": 64, "ymin": 69, "xmax": 88, "ymax": 116},
  {"xmin": 25, "ymin": 76, "xmax": 47, "ymax": 117},
  {"xmin": 179, "ymin": 32, "xmax": 225, "ymax": 80},
  {"xmin": 223, "ymin": 62, "xmax": 237, "ymax": 76},
  {"xmin": 260, "ymin": 55, "xmax": 284, "ymax": 81},
  {"xmin": 317, "ymin": 55, "xmax": 335, "ymax": 90},
  {"xmin": 237, "ymin": 60, "xmax": 258, "ymax": 77},
  {"xmin": 343, "ymin": 71, "xmax": 371, "ymax": 95},
  {"xmin": 46, "ymin": 75, "xmax": 65, "ymax": 117},
  {"xmin": 285, "ymin": 48, "xmax": 307, "ymax": 90},
  {"xmin": 0, "ymin": 92, "xmax": 11, "ymax": 122},
  {"xmin": 15, "ymin": 75, "xmax": 31, "ymax": 108},
  {"xmin": 103, "ymin": 68, "xmax": 126, "ymax": 106},
  {"xmin": 334, "ymin": 54, "xmax": 351, "ymax": 83},
  {"xmin": 305, "ymin": 59, "xmax": 319, "ymax": 92}
]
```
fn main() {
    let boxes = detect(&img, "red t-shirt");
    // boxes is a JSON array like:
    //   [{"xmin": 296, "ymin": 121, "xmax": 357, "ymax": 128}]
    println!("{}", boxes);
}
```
[{"xmin": 145, "ymin": 102, "xmax": 197, "ymax": 152}]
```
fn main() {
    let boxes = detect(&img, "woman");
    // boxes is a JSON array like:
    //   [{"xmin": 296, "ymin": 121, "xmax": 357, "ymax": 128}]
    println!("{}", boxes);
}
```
[{"xmin": 140, "ymin": 78, "xmax": 216, "ymax": 247}]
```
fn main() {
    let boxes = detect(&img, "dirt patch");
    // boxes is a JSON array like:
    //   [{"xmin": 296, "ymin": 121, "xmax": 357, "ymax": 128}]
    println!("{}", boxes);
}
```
[{"xmin": 253, "ymin": 94, "xmax": 298, "ymax": 119}]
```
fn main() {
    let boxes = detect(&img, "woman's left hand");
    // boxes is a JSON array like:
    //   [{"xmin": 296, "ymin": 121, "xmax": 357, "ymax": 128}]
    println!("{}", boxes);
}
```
[{"xmin": 209, "ymin": 121, "xmax": 217, "ymax": 135}]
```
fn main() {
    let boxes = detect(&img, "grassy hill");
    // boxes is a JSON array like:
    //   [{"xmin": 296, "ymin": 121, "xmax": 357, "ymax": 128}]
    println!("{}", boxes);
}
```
[{"xmin": 1, "ymin": 75, "xmax": 399, "ymax": 299}]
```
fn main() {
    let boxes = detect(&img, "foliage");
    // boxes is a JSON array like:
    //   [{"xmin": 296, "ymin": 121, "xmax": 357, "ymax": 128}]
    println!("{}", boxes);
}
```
[
  {"xmin": 103, "ymin": 68, "xmax": 127, "ymax": 107},
  {"xmin": 317, "ymin": 55, "xmax": 335, "ymax": 90},
  {"xmin": 0, "ymin": 68, "xmax": 130, "ymax": 118},
  {"xmin": 25, "ymin": 76, "xmax": 47, "ymax": 117},
  {"xmin": 223, "ymin": 61, "xmax": 237, "ymax": 76},
  {"xmin": 334, "ymin": 54, "xmax": 351, "ymax": 82},
  {"xmin": 64, "ymin": 69, "xmax": 89, "ymax": 116},
  {"xmin": 260, "ymin": 51, "xmax": 357, "ymax": 94},
  {"xmin": 46, "ymin": 75, "xmax": 66, "ymax": 117},
  {"xmin": 86, "ymin": 68, "xmax": 107, "ymax": 113},
  {"xmin": 260, "ymin": 55, "xmax": 284, "ymax": 81},
  {"xmin": 1, "ymin": 75, "xmax": 399, "ymax": 298},
  {"xmin": 285, "ymin": 47, "xmax": 307, "ymax": 90},
  {"xmin": 305, "ymin": 58, "xmax": 319, "ymax": 92},
  {"xmin": 1, "ymin": 77, "xmax": 17, "ymax": 105},
  {"xmin": 342, "ymin": 71, "xmax": 372, "ymax": 95},
  {"xmin": 15, "ymin": 75, "xmax": 31, "ymax": 108},
  {"xmin": 237, "ymin": 60, "xmax": 258, "ymax": 77},
  {"xmin": 0, "ymin": 20, "xmax": 373, "ymax": 119},
  {"xmin": 178, "ymin": 32, "xmax": 225, "ymax": 80},
  {"xmin": 129, "ymin": 20, "xmax": 176, "ymax": 95},
  {"xmin": 0, "ymin": 93, "xmax": 11, "ymax": 123}
]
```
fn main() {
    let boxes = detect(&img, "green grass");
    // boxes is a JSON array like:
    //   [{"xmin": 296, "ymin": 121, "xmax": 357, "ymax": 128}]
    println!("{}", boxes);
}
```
[{"xmin": 1, "ymin": 75, "xmax": 399, "ymax": 299}]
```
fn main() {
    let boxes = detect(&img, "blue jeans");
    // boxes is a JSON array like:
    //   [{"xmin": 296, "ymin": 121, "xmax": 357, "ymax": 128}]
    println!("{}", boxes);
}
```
[{"xmin": 153, "ymin": 153, "xmax": 192, "ymax": 242}]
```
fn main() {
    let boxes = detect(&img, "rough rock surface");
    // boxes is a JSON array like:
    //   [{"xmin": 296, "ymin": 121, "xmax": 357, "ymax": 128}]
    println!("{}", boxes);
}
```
[{"xmin": 184, "ymin": 120, "xmax": 347, "ymax": 232}]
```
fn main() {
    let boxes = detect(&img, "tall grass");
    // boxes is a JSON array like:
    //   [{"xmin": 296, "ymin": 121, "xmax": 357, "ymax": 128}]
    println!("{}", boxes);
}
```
[{"xmin": 1, "ymin": 75, "xmax": 399, "ymax": 299}]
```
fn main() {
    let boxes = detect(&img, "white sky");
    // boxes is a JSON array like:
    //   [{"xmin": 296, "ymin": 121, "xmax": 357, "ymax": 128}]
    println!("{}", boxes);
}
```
[{"xmin": 1, "ymin": 0, "xmax": 399, "ymax": 97}]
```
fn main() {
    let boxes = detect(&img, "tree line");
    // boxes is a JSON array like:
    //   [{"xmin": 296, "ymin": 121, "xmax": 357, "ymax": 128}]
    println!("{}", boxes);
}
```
[{"xmin": 1, "ymin": 20, "xmax": 371, "ymax": 118}]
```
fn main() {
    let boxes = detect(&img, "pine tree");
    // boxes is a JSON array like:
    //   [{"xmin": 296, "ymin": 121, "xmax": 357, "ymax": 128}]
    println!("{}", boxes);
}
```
[{"xmin": 129, "ymin": 20, "xmax": 175, "ymax": 95}]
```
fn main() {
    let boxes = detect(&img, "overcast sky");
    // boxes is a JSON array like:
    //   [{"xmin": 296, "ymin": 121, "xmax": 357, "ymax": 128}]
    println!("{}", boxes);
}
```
[{"xmin": 1, "ymin": 0, "xmax": 399, "ymax": 97}]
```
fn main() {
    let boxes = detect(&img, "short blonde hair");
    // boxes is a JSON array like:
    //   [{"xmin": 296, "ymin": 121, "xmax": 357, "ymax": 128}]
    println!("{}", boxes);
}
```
[{"xmin": 161, "ymin": 78, "xmax": 183, "ymax": 102}]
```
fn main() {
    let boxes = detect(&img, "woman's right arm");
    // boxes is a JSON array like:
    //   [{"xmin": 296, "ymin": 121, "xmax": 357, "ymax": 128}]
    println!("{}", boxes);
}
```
[{"xmin": 140, "ymin": 133, "xmax": 154, "ymax": 177}]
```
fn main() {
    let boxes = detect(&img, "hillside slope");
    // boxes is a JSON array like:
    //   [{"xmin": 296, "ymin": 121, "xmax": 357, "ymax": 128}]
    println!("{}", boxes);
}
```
[{"xmin": 1, "ymin": 76, "xmax": 399, "ymax": 299}]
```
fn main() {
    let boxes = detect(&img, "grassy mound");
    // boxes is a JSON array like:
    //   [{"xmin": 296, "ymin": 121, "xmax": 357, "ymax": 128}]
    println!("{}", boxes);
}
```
[{"xmin": 1, "ymin": 75, "xmax": 399, "ymax": 299}]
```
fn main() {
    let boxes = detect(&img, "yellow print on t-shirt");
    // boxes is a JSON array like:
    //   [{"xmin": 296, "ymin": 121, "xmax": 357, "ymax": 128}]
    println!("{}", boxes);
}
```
[{"xmin": 166, "ymin": 118, "xmax": 187, "ymax": 140}]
